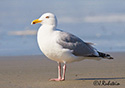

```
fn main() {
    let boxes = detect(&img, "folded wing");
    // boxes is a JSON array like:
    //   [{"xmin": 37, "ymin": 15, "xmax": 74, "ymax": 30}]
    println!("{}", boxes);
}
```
[{"xmin": 57, "ymin": 31, "xmax": 99, "ymax": 57}]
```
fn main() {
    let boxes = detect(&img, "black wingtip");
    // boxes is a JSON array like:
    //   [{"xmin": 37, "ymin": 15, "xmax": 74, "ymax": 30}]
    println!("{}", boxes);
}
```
[
  {"xmin": 106, "ymin": 54, "xmax": 114, "ymax": 59},
  {"xmin": 98, "ymin": 51, "xmax": 114, "ymax": 59}
]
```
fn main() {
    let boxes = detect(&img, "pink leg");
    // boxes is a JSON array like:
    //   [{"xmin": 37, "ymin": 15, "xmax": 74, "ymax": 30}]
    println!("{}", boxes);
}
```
[
  {"xmin": 49, "ymin": 62, "xmax": 62, "ymax": 81},
  {"xmin": 58, "ymin": 62, "xmax": 62, "ymax": 79},
  {"xmin": 61, "ymin": 63, "xmax": 66, "ymax": 81}
]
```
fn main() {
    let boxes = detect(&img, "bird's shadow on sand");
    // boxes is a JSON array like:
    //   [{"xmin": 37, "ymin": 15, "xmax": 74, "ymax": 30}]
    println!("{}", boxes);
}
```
[{"xmin": 76, "ymin": 77, "xmax": 125, "ymax": 80}]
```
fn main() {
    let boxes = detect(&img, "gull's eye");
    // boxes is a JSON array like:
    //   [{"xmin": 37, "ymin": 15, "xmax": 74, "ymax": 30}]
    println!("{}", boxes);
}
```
[{"xmin": 46, "ymin": 16, "xmax": 49, "ymax": 18}]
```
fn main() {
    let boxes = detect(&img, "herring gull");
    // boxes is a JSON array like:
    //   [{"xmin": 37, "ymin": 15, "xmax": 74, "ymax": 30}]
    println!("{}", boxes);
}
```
[{"xmin": 31, "ymin": 13, "xmax": 113, "ymax": 81}]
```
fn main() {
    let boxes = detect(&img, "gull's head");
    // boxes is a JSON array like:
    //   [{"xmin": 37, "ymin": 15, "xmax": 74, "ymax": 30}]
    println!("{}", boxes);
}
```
[{"xmin": 31, "ymin": 13, "xmax": 57, "ymax": 26}]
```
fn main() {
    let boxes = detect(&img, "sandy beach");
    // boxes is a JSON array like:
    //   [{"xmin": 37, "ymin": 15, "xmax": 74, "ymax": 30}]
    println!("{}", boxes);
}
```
[{"xmin": 0, "ymin": 52, "xmax": 125, "ymax": 88}]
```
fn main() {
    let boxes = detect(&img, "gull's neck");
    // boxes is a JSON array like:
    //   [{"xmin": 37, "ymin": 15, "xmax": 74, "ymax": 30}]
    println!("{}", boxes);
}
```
[{"xmin": 39, "ymin": 24, "xmax": 56, "ymax": 33}]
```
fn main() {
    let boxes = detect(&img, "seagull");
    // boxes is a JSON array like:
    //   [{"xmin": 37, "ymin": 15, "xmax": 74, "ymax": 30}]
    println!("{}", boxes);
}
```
[{"xmin": 31, "ymin": 13, "xmax": 113, "ymax": 81}]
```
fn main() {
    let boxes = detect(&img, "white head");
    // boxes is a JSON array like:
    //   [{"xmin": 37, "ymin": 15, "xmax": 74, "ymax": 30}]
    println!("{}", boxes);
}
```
[{"xmin": 31, "ymin": 13, "xmax": 57, "ymax": 27}]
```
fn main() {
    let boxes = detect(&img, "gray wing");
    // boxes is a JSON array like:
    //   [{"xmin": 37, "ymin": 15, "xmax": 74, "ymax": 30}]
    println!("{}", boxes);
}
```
[{"xmin": 57, "ymin": 31, "xmax": 98, "ymax": 57}]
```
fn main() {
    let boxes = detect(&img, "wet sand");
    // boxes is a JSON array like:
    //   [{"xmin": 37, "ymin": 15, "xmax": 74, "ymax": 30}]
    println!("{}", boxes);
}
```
[{"xmin": 0, "ymin": 52, "xmax": 125, "ymax": 88}]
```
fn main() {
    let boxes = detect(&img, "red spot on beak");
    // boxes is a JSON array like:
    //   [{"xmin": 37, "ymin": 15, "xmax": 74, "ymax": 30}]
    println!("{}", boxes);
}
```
[{"xmin": 33, "ymin": 22, "xmax": 36, "ymax": 24}]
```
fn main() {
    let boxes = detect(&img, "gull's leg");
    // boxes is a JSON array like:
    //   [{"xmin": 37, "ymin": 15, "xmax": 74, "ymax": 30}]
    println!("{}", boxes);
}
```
[
  {"xmin": 49, "ymin": 62, "xmax": 62, "ymax": 81},
  {"xmin": 61, "ymin": 63, "xmax": 66, "ymax": 81},
  {"xmin": 58, "ymin": 62, "xmax": 62, "ymax": 79}
]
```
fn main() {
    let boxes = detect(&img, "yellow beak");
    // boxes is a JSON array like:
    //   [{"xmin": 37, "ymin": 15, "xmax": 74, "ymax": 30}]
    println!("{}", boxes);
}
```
[{"xmin": 31, "ymin": 19, "xmax": 42, "ymax": 24}]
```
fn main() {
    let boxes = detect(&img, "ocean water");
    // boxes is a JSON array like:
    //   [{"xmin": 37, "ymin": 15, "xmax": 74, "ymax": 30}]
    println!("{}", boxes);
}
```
[{"xmin": 0, "ymin": 0, "xmax": 125, "ymax": 56}]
